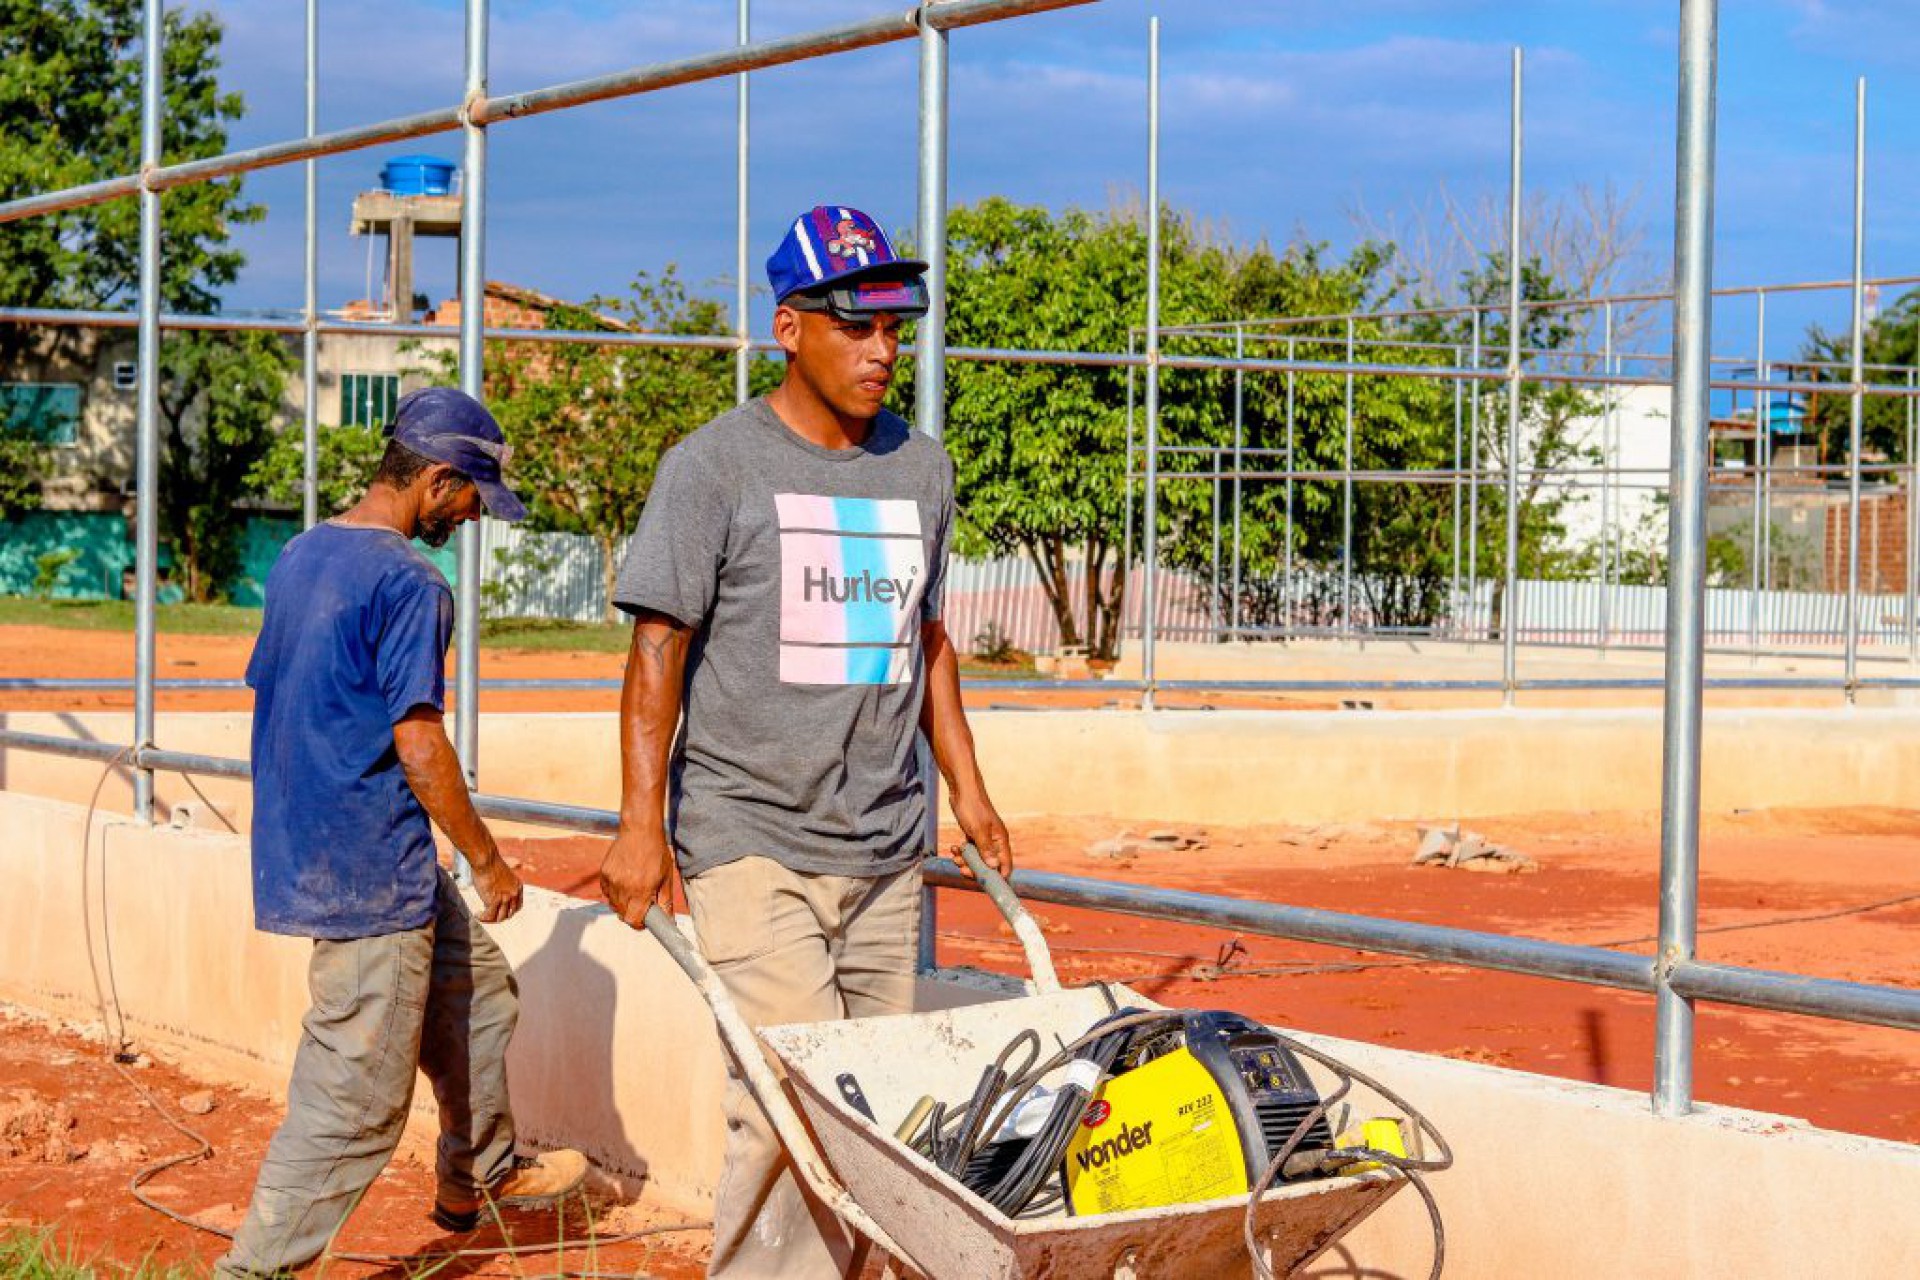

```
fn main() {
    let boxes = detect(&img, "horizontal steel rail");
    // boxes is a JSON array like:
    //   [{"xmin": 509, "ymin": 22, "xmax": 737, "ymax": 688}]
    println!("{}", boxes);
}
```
[
  {"xmin": 6, "ymin": 726, "xmax": 1918, "ymax": 1032},
  {"xmin": 0, "ymin": 0, "xmax": 1092, "ymax": 227}
]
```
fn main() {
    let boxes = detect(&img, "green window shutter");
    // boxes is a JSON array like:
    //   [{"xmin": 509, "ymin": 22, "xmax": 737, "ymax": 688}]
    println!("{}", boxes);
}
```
[
  {"xmin": 0, "ymin": 383, "xmax": 82, "ymax": 445},
  {"xmin": 339, "ymin": 373, "xmax": 400, "ymax": 428}
]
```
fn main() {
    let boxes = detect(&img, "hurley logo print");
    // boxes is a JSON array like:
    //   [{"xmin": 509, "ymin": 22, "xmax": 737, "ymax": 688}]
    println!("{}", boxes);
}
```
[{"xmin": 775, "ymin": 494, "xmax": 927, "ymax": 686}]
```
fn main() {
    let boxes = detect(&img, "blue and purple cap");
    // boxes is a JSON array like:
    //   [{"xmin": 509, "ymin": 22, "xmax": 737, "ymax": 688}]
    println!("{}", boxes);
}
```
[
  {"xmin": 386, "ymin": 387, "xmax": 528, "ymax": 523},
  {"xmin": 767, "ymin": 205, "xmax": 929, "ymax": 319}
]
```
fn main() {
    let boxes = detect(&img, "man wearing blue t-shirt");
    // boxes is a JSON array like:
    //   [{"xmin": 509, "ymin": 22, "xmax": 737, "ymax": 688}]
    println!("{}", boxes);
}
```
[{"xmin": 217, "ymin": 388, "xmax": 585, "ymax": 1278}]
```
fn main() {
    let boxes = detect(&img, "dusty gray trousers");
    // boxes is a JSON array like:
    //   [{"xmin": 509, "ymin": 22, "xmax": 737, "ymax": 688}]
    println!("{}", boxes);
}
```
[
  {"xmin": 684, "ymin": 855, "xmax": 921, "ymax": 1280},
  {"xmin": 215, "ymin": 869, "xmax": 520, "ymax": 1278}
]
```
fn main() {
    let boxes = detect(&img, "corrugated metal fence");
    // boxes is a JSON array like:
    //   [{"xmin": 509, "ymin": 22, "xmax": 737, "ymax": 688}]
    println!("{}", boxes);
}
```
[{"xmin": 478, "ymin": 524, "xmax": 1918, "ymax": 655}]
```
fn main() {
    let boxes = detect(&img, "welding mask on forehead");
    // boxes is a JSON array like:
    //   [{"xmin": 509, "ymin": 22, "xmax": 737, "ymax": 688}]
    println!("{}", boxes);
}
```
[{"xmin": 784, "ymin": 275, "xmax": 930, "ymax": 323}]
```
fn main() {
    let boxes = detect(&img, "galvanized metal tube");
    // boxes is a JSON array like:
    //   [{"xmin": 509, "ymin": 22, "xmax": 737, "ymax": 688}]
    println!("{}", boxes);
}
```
[
  {"xmin": 1599, "ymin": 302, "xmax": 1615, "ymax": 647},
  {"xmin": 1844, "ymin": 78, "xmax": 1867, "ymax": 701},
  {"xmin": 734, "ymin": 0, "xmax": 751, "ymax": 405},
  {"xmin": 1748, "ymin": 297, "xmax": 1763, "ymax": 654},
  {"xmin": 1654, "ymin": 0, "xmax": 1719, "ymax": 1119},
  {"xmin": 1122, "ymin": 332, "xmax": 1136, "ymax": 642},
  {"xmin": 913, "ymin": 2, "xmax": 951, "ymax": 976},
  {"xmin": 1141, "ymin": 17, "xmax": 1161, "ymax": 709},
  {"xmin": 132, "ymin": 0, "xmax": 164, "ymax": 823},
  {"xmin": 1209, "ymin": 448, "xmax": 1221, "ymax": 639},
  {"xmin": 1667, "ymin": 960, "xmax": 1920, "ymax": 1034},
  {"xmin": 454, "ymin": 0, "xmax": 488, "ymax": 792},
  {"xmin": 1756, "ymin": 291, "xmax": 1769, "ymax": 603},
  {"xmin": 1468, "ymin": 310, "xmax": 1482, "ymax": 639},
  {"xmin": 920, "ymin": 862, "xmax": 1655, "ymax": 993},
  {"xmin": 1501, "ymin": 48, "xmax": 1524, "ymax": 706},
  {"xmin": 1283, "ymin": 335, "xmax": 1295, "ymax": 623},
  {"xmin": 1910, "ymin": 324, "xmax": 1920, "ymax": 662},
  {"xmin": 1342, "ymin": 317, "xmax": 1356, "ymax": 635},
  {"xmin": 302, "ymin": 0, "xmax": 320, "ymax": 529},
  {"xmin": 1451, "ymin": 347, "xmax": 1463, "ymax": 625},
  {"xmin": 1231, "ymin": 326, "xmax": 1244, "ymax": 637}
]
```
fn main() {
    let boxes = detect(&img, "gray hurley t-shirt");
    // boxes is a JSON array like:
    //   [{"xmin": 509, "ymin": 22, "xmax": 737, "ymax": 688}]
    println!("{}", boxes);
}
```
[{"xmin": 613, "ymin": 397, "xmax": 954, "ymax": 879}]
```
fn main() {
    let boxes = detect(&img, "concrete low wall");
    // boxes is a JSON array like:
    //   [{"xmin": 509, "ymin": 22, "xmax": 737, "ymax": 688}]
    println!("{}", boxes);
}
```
[
  {"xmin": 12, "ymin": 704, "xmax": 1920, "ymax": 828},
  {"xmin": 3, "ymin": 790, "xmax": 1917, "ymax": 1276}
]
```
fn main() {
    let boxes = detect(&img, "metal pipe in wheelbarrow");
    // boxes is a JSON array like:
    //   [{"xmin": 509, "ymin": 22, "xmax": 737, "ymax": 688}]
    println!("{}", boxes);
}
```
[
  {"xmin": 957, "ymin": 842, "xmax": 1062, "ymax": 994},
  {"xmin": 641, "ymin": 903, "xmax": 924, "ymax": 1275}
]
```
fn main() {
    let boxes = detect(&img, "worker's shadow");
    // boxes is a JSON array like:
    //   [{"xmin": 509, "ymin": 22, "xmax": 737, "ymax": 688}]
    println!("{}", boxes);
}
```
[{"xmin": 506, "ymin": 902, "xmax": 650, "ymax": 1192}]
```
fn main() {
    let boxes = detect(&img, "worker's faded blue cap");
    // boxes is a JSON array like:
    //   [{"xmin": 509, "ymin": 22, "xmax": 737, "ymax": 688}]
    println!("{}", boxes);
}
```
[
  {"xmin": 386, "ymin": 387, "xmax": 528, "ymax": 522},
  {"xmin": 767, "ymin": 204, "xmax": 928, "ymax": 311}
]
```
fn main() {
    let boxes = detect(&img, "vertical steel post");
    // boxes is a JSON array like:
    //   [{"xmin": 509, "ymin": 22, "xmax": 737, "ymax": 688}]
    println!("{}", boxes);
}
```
[
  {"xmin": 1843, "ymin": 79, "xmax": 1866, "ymax": 702},
  {"xmin": 1283, "ymin": 335, "xmax": 1295, "ymax": 624},
  {"xmin": 1230, "ymin": 325, "xmax": 1244, "ymax": 637},
  {"xmin": 1209, "ymin": 448, "xmax": 1220, "ymax": 640},
  {"xmin": 302, "ymin": 0, "xmax": 319, "ymax": 529},
  {"xmin": 1756, "ymin": 291, "xmax": 1770, "ymax": 606},
  {"xmin": 914, "ymin": 3, "xmax": 951, "ymax": 974},
  {"xmin": 1141, "ymin": 16, "xmax": 1161, "ymax": 708},
  {"xmin": 1910, "ymin": 325, "xmax": 1919, "ymax": 662},
  {"xmin": 1501, "ymin": 49, "xmax": 1524, "ymax": 705},
  {"xmin": 1599, "ymin": 302, "xmax": 1615, "ymax": 647},
  {"xmin": 1748, "ymin": 304, "xmax": 1764, "ymax": 656},
  {"xmin": 1654, "ymin": 0, "xmax": 1719, "ymax": 1119},
  {"xmin": 735, "ymin": 0, "xmax": 751, "ymax": 405},
  {"xmin": 1122, "ymin": 333, "xmax": 1136, "ymax": 639},
  {"xmin": 132, "ymin": 0, "xmax": 164, "ymax": 822},
  {"xmin": 1468, "ymin": 310, "xmax": 1482, "ymax": 639},
  {"xmin": 1451, "ymin": 346, "xmax": 1463, "ymax": 626},
  {"xmin": 454, "ymin": 0, "xmax": 488, "ymax": 789},
  {"xmin": 1342, "ymin": 317, "xmax": 1355, "ymax": 637}
]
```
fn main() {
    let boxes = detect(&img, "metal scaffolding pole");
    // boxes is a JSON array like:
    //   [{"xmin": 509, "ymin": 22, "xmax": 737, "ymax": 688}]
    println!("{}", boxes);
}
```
[
  {"xmin": 1501, "ymin": 49, "xmax": 1524, "ymax": 705},
  {"xmin": 1843, "ymin": 78, "xmax": 1867, "ymax": 702},
  {"xmin": 1654, "ymin": 0, "xmax": 1719, "ymax": 1119},
  {"xmin": 1342, "ymin": 317, "xmax": 1356, "ymax": 635},
  {"xmin": 1122, "ymin": 332, "xmax": 1136, "ymax": 640},
  {"xmin": 1283, "ymin": 335, "xmax": 1295, "ymax": 623},
  {"xmin": 1468, "ymin": 310, "xmax": 1482, "ymax": 639},
  {"xmin": 1451, "ymin": 346, "xmax": 1463, "ymax": 620},
  {"xmin": 1141, "ymin": 16, "xmax": 1161, "ymax": 708},
  {"xmin": 1599, "ymin": 302, "xmax": 1615, "ymax": 647},
  {"xmin": 1230, "ymin": 325, "xmax": 1244, "ymax": 636},
  {"xmin": 1757, "ymin": 291, "xmax": 1770, "ymax": 606},
  {"xmin": 454, "ymin": 0, "xmax": 488, "ymax": 790},
  {"xmin": 302, "ymin": 0, "xmax": 319, "ymax": 529},
  {"xmin": 1210, "ymin": 448, "xmax": 1221, "ymax": 639},
  {"xmin": 913, "ymin": 1, "xmax": 950, "ymax": 974},
  {"xmin": 735, "ymin": 0, "xmax": 751, "ymax": 405},
  {"xmin": 132, "ymin": 0, "xmax": 164, "ymax": 822},
  {"xmin": 1910, "ymin": 325, "xmax": 1920, "ymax": 662}
]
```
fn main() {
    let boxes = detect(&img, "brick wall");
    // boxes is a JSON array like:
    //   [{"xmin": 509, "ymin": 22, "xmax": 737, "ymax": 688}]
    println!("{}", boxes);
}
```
[{"xmin": 1825, "ymin": 489, "xmax": 1910, "ymax": 593}]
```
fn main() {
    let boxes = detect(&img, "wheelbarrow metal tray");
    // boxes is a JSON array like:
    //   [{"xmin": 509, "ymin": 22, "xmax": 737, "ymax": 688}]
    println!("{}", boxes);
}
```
[{"xmin": 761, "ymin": 986, "xmax": 1401, "ymax": 1279}]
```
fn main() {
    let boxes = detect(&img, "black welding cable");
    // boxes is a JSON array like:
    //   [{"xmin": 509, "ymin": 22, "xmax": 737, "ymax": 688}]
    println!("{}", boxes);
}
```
[{"xmin": 1242, "ymin": 1074, "xmax": 1355, "ymax": 1280}]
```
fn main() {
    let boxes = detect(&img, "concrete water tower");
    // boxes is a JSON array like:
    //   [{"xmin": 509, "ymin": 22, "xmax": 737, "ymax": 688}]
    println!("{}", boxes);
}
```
[{"xmin": 350, "ymin": 155, "xmax": 462, "ymax": 323}]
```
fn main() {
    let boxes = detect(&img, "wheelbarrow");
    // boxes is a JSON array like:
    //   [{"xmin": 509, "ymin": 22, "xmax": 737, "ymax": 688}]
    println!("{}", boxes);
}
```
[{"xmin": 644, "ymin": 847, "xmax": 1408, "ymax": 1278}]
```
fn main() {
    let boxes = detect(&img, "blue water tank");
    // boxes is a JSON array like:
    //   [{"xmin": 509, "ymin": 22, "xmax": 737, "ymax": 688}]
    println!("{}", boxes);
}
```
[{"xmin": 380, "ymin": 155, "xmax": 457, "ymax": 197}]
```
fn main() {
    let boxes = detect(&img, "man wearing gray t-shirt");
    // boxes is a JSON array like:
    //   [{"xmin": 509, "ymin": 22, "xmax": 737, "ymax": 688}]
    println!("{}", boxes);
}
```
[{"xmin": 599, "ymin": 204, "xmax": 1012, "ymax": 1279}]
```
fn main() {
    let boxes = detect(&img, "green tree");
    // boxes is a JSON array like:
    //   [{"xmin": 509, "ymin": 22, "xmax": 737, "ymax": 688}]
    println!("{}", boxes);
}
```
[
  {"xmin": 0, "ymin": 437, "xmax": 50, "ymax": 519},
  {"xmin": 911, "ymin": 198, "xmax": 1234, "ymax": 659},
  {"xmin": 249, "ymin": 421, "xmax": 387, "ymax": 517},
  {"xmin": 418, "ymin": 270, "xmax": 733, "ymax": 621},
  {"xmin": 1800, "ymin": 286, "xmax": 1920, "ymax": 466},
  {"xmin": 0, "ymin": 0, "xmax": 254, "ymax": 330},
  {"xmin": 157, "ymin": 331, "xmax": 294, "ymax": 601}
]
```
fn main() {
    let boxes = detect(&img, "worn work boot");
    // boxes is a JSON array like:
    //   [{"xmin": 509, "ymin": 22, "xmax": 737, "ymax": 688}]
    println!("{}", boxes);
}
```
[{"xmin": 431, "ymin": 1149, "xmax": 591, "ymax": 1232}]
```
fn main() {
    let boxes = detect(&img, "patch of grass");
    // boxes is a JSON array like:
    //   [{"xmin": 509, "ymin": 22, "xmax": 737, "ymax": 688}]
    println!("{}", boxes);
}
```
[
  {"xmin": 477, "ymin": 615, "xmax": 632, "ymax": 653},
  {"xmin": 0, "ymin": 596, "xmax": 262, "ymax": 636},
  {"xmin": 0, "ymin": 1227, "xmax": 198, "ymax": 1279},
  {"xmin": 959, "ymin": 650, "xmax": 1044, "ymax": 679}
]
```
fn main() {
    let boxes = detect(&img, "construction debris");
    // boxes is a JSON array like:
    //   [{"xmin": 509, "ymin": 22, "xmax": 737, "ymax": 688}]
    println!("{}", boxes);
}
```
[
  {"xmin": 1086, "ymin": 828, "xmax": 1209, "ymax": 861},
  {"xmin": 179, "ymin": 1089, "xmax": 217, "ymax": 1116},
  {"xmin": 0, "ymin": 1088, "xmax": 81, "ymax": 1163},
  {"xmin": 1411, "ymin": 827, "xmax": 1539, "ymax": 875}
]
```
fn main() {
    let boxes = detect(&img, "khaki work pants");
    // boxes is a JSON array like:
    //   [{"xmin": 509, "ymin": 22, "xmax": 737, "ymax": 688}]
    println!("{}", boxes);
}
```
[
  {"xmin": 215, "ymin": 869, "xmax": 521, "ymax": 1278},
  {"xmin": 684, "ymin": 856, "xmax": 921, "ymax": 1280}
]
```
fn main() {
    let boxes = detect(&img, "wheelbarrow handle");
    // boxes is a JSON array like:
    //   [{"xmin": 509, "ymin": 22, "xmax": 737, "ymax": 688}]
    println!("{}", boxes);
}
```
[
  {"xmin": 642, "ymin": 903, "xmax": 923, "ymax": 1273},
  {"xmin": 956, "ymin": 842, "xmax": 1062, "ymax": 995}
]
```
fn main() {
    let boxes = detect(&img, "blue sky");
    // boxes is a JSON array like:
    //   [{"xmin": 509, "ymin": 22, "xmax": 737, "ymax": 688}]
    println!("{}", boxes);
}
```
[{"xmin": 201, "ymin": 0, "xmax": 1920, "ymax": 359}]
